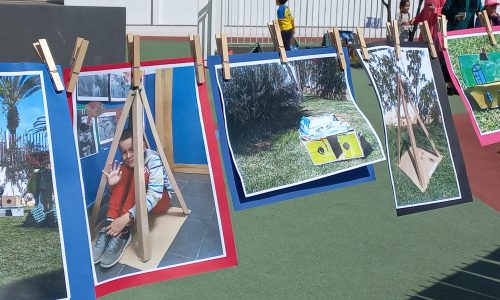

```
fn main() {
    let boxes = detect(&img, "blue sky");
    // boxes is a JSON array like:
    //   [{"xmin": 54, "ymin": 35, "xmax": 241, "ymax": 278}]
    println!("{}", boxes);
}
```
[{"xmin": 0, "ymin": 76, "xmax": 45, "ymax": 135}]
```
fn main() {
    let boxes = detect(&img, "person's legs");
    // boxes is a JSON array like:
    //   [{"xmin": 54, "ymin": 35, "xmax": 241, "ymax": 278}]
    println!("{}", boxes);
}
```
[{"xmin": 281, "ymin": 30, "xmax": 292, "ymax": 51}]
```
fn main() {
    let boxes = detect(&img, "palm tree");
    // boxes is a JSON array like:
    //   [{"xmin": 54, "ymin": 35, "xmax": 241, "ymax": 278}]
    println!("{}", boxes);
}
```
[{"xmin": 0, "ymin": 75, "xmax": 41, "ymax": 148}]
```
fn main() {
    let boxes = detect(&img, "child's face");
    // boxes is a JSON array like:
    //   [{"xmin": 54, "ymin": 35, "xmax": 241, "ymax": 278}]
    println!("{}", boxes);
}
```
[
  {"xmin": 119, "ymin": 138, "xmax": 135, "ymax": 168},
  {"xmin": 401, "ymin": 2, "xmax": 410, "ymax": 13}
]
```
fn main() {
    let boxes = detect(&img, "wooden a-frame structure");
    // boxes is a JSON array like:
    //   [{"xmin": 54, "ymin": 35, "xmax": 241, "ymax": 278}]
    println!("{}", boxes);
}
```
[
  {"xmin": 396, "ymin": 75, "xmax": 442, "ymax": 192},
  {"xmin": 89, "ymin": 35, "xmax": 190, "ymax": 262}
]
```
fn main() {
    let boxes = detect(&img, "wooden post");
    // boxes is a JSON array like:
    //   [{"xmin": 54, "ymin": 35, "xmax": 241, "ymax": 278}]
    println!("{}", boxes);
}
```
[{"xmin": 268, "ymin": 20, "xmax": 288, "ymax": 63}]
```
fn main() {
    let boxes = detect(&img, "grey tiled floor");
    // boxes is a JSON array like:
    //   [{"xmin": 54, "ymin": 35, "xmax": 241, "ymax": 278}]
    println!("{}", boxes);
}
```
[{"xmin": 95, "ymin": 172, "xmax": 223, "ymax": 282}]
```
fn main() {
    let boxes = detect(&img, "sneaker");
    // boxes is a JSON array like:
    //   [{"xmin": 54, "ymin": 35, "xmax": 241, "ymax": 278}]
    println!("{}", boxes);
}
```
[
  {"xmin": 99, "ymin": 233, "xmax": 132, "ymax": 268},
  {"xmin": 92, "ymin": 228, "xmax": 110, "ymax": 264}
]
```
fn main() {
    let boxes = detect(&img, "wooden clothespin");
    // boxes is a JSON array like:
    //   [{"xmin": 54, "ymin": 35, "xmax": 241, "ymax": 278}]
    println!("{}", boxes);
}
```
[
  {"xmin": 477, "ymin": 10, "xmax": 497, "ymax": 46},
  {"xmin": 419, "ymin": 21, "xmax": 438, "ymax": 58},
  {"xmin": 66, "ymin": 37, "xmax": 89, "ymax": 93},
  {"xmin": 392, "ymin": 20, "xmax": 401, "ymax": 60},
  {"xmin": 33, "ymin": 39, "xmax": 64, "ymax": 92},
  {"xmin": 328, "ymin": 28, "xmax": 346, "ymax": 71},
  {"xmin": 438, "ymin": 16, "xmax": 448, "ymax": 50},
  {"xmin": 267, "ymin": 20, "xmax": 288, "ymax": 63},
  {"xmin": 215, "ymin": 33, "xmax": 231, "ymax": 80},
  {"xmin": 189, "ymin": 34, "xmax": 205, "ymax": 84},
  {"xmin": 355, "ymin": 27, "xmax": 369, "ymax": 61},
  {"xmin": 387, "ymin": 22, "xmax": 394, "ymax": 41},
  {"xmin": 127, "ymin": 34, "xmax": 142, "ymax": 89}
]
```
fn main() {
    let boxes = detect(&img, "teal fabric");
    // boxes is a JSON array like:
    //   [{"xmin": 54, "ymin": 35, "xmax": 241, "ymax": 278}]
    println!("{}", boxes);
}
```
[{"xmin": 443, "ymin": 0, "xmax": 483, "ymax": 30}]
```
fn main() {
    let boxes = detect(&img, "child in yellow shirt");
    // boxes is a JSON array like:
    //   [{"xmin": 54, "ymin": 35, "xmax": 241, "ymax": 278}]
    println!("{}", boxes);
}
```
[{"xmin": 276, "ymin": 0, "xmax": 295, "ymax": 50}]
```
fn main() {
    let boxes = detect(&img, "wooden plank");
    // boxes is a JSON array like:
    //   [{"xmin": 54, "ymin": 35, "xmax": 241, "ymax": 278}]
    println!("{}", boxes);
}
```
[
  {"xmin": 408, "ymin": 99, "xmax": 441, "ymax": 157},
  {"xmin": 189, "ymin": 34, "xmax": 205, "ymax": 84},
  {"xmin": 328, "ymin": 28, "xmax": 346, "ymax": 71},
  {"xmin": 173, "ymin": 164, "xmax": 209, "ymax": 174},
  {"xmin": 216, "ymin": 33, "xmax": 231, "ymax": 80},
  {"xmin": 392, "ymin": 20, "xmax": 401, "ymax": 60},
  {"xmin": 139, "ymin": 89, "xmax": 190, "ymax": 215},
  {"xmin": 90, "ymin": 90, "xmax": 134, "ymax": 234},
  {"xmin": 440, "ymin": 16, "xmax": 448, "ymax": 50},
  {"xmin": 132, "ymin": 90, "xmax": 151, "ymax": 262},
  {"xmin": 399, "ymin": 80, "xmax": 425, "ymax": 187},
  {"xmin": 66, "ymin": 38, "xmax": 89, "ymax": 93},
  {"xmin": 131, "ymin": 35, "xmax": 142, "ymax": 88},
  {"xmin": 481, "ymin": 10, "xmax": 497, "ymax": 46},
  {"xmin": 272, "ymin": 20, "xmax": 288, "ymax": 63},
  {"xmin": 37, "ymin": 39, "xmax": 65, "ymax": 91},
  {"xmin": 419, "ymin": 21, "xmax": 438, "ymax": 58},
  {"xmin": 356, "ymin": 27, "xmax": 369, "ymax": 61}
]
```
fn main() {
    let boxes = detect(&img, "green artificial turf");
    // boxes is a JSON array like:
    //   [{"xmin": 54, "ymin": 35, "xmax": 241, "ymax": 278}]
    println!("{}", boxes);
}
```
[
  {"xmin": 103, "ymin": 43, "xmax": 500, "ymax": 299},
  {"xmin": 0, "ymin": 213, "xmax": 65, "ymax": 285},
  {"xmin": 232, "ymin": 95, "xmax": 384, "ymax": 195}
]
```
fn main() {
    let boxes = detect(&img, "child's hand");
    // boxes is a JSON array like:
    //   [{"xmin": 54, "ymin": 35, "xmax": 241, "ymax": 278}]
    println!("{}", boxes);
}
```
[
  {"xmin": 409, "ymin": 18, "xmax": 415, "ymax": 25},
  {"xmin": 103, "ymin": 160, "xmax": 122, "ymax": 187},
  {"xmin": 106, "ymin": 213, "xmax": 131, "ymax": 236}
]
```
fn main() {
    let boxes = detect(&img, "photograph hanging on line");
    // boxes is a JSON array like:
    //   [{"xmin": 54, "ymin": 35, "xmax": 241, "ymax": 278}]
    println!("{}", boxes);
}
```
[
  {"xmin": 77, "ymin": 73, "xmax": 110, "ymax": 102},
  {"xmin": 110, "ymin": 71, "xmax": 132, "ymax": 102},
  {"xmin": 76, "ymin": 110, "xmax": 98, "ymax": 158},
  {"xmin": 443, "ymin": 27, "xmax": 500, "ymax": 145},
  {"xmin": 0, "ymin": 71, "xmax": 68, "ymax": 299},
  {"xmin": 96, "ymin": 111, "xmax": 117, "ymax": 145},
  {"xmin": 358, "ymin": 45, "xmax": 463, "ymax": 209},
  {"xmin": 69, "ymin": 59, "xmax": 236, "ymax": 297},
  {"xmin": 215, "ymin": 52, "xmax": 386, "ymax": 197}
]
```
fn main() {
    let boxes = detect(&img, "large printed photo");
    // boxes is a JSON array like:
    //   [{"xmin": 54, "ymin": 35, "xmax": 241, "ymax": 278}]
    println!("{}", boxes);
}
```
[
  {"xmin": 70, "ymin": 60, "xmax": 236, "ymax": 297},
  {"xmin": 216, "ymin": 53, "xmax": 385, "ymax": 197},
  {"xmin": 358, "ymin": 46, "xmax": 466, "ymax": 210},
  {"xmin": 443, "ymin": 27, "xmax": 500, "ymax": 145},
  {"xmin": 0, "ymin": 70, "xmax": 81, "ymax": 299}
]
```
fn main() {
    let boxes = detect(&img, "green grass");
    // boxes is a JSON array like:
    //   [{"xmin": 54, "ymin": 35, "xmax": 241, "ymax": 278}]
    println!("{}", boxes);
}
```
[
  {"xmin": 448, "ymin": 33, "xmax": 500, "ymax": 133},
  {"xmin": 0, "ymin": 213, "xmax": 65, "ymax": 286},
  {"xmin": 386, "ymin": 123, "xmax": 460, "ymax": 207},
  {"xmin": 233, "ymin": 95, "xmax": 384, "ymax": 195}
]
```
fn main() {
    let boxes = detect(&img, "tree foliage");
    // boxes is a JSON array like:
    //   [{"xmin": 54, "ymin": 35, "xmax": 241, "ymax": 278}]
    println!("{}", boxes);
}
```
[
  {"xmin": 290, "ymin": 57, "xmax": 347, "ymax": 100},
  {"xmin": 367, "ymin": 48, "xmax": 441, "ymax": 123},
  {"xmin": 218, "ymin": 62, "xmax": 303, "ymax": 138},
  {"xmin": 0, "ymin": 75, "xmax": 42, "ymax": 143}
]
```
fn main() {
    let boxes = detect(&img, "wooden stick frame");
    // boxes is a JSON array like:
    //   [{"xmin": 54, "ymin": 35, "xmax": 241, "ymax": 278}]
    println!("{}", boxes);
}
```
[
  {"xmin": 90, "ymin": 36, "xmax": 190, "ymax": 262},
  {"xmin": 355, "ymin": 26, "xmax": 369, "ymax": 61},
  {"xmin": 33, "ymin": 39, "xmax": 65, "ymax": 91},
  {"xmin": 477, "ymin": 10, "xmax": 497, "ymax": 46},
  {"xmin": 328, "ymin": 28, "xmax": 346, "ymax": 71},
  {"xmin": 419, "ymin": 21, "xmax": 438, "ymax": 58},
  {"xmin": 215, "ymin": 33, "xmax": 231, "ymax": 80},
  {"xmin": 396, "ymin": 76, "xmax": 442, "ymax": 190},
  {"xmin": 267, "ymin": 20, "xmax": 288, "ymax": 63},
  {"xmin": 66, "ymin": 37, "xmax": 89, "ymax": 93},
  {"xmin": 189, "ymin": 34, "xmax": 205, "ymax": 84}
]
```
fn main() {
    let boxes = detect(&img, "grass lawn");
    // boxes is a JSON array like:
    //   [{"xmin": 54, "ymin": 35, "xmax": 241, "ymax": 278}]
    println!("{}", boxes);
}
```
[
  {"xmin": 232, "ymin": 95, "xmax": 384, "ymax": 195},
  {"xmin": 386, "ymin": 122, "xmax": 460, "ymax": 207},
  {"xmin": 0, "ymin": 213, "xmax": 65, "ymax": 286},
  {"xmin": 447, "ymin": 34, "xmax": 500, "ymax": 134}
]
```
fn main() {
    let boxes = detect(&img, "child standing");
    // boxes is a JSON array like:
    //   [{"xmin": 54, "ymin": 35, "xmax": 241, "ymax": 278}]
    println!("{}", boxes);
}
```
[
  {"xmin": 396, "ymin": 0, "xmax": 415, "ymax": 42},
  {"xmin": 475, "ymin": 0, "xmax": 500, "ymax": 27},
  {"xmin": 276, "ymin": 0, "xmax": 295, "ymax": 51}
]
